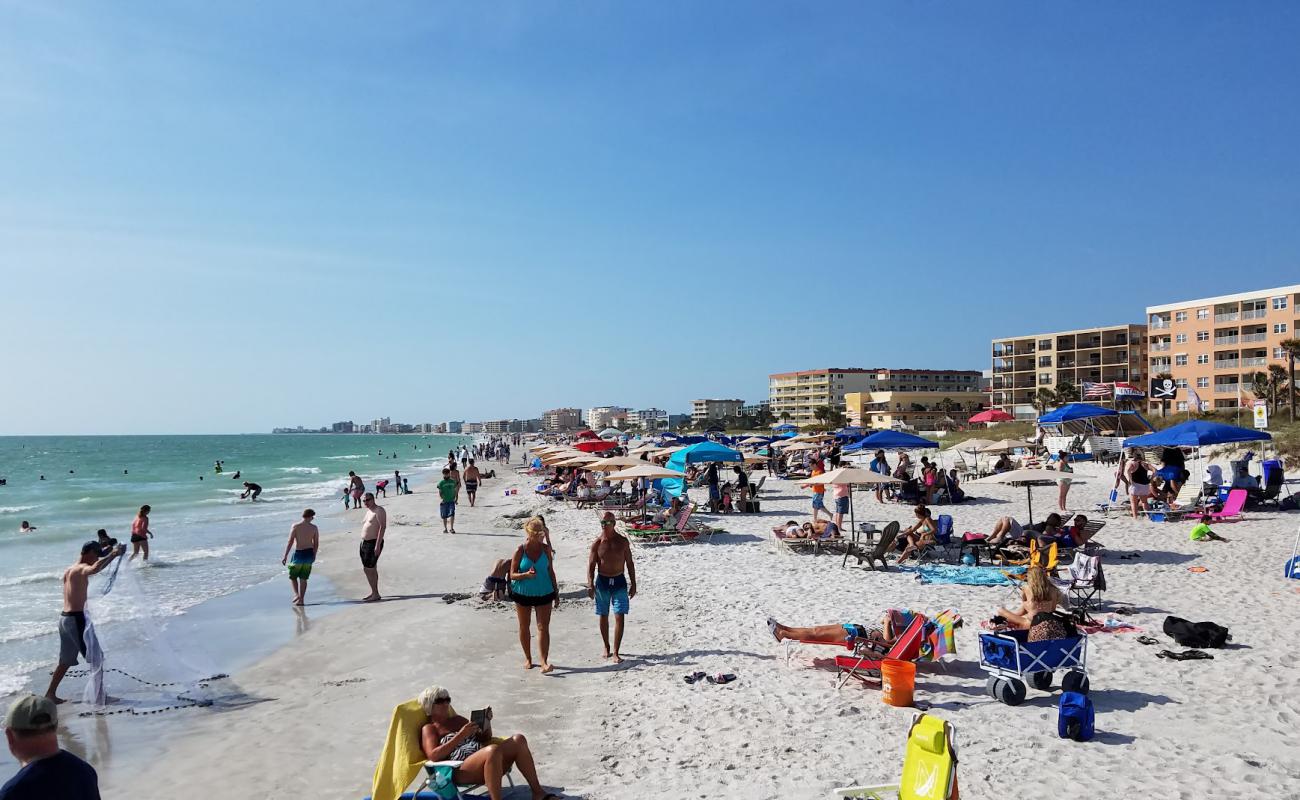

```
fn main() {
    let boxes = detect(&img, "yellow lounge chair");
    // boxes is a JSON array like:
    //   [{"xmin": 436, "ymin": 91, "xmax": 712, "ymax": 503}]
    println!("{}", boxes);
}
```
[{"xmin": 833, "ymin": 713, "xmax": 958, "ymax": 800}]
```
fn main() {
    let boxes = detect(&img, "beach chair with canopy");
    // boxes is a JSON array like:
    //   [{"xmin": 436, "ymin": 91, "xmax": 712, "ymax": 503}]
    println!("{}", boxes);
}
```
[{"xmin": 833, "ymin": 713, "xmax": 958, "ymax": 800}]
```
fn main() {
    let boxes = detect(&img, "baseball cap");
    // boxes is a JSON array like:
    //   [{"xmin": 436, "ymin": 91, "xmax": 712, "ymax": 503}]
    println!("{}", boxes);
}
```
[{"xmin": 4, "ymin": 694, "xmax": 57, "ymax": 733}]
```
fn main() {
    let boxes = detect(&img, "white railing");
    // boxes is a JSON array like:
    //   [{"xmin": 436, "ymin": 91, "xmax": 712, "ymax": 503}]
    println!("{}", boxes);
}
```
[
  {"xmin": 1242, "ymin": 309, "xmax": 1267, "ymax": 320},
  {"xmin": 1214, "ymin": 359, "xmax": 1240, "ymax": 370},
  {"xmin": 1242, "ymin": 333, "xmax": 1267, "ymax": 343},
  {"xmin": 1151, "ymin": 342, "xmax": 1171, "ymax": 351},
  {"xmin": 1149, "ymin": 320, "xmax": 1171, "ymax": 329},
  {"xmin": 1215, "ymin": 313, "xmax": 1239, "ymax": 323},
  {"xmin": 1243, "ymin": 357, "xmax": 1267, "ymax": 367},
  {"xmin": 1214, "ymin": 336, "xmax": 1239, "ymax": 345},
  {"xmin": 1214, "ymin": 384, "xmax": 1241, "ymax": 394}
]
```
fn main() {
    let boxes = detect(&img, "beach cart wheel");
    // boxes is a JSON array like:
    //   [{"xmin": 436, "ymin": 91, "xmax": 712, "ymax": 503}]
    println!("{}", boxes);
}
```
[
  {"xmin": 1061, "ymin": 671, "xmax": 1089, "ymax": 694},
  {"xmin": 992, "ymin": 677, "xmax": 1026, "ymax": 706},
  {"xmin": 1029, "ymin": 671, "xmax": 1053, "ymax": 691}
]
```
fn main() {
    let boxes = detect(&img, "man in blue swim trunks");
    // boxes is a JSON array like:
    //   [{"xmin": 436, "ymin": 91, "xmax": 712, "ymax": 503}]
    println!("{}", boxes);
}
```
[
  {"xmin": 587, "ymin": 512, "xmax": 637, "ymax": 664},
  {"xmin": 281, "ymin": 509, "xmax": 319, "ymax": 606}
]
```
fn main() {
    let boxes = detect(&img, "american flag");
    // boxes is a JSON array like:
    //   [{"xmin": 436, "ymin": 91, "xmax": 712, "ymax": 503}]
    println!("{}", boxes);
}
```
[{"xmin": 1082, "ymin": 381, "xmax": 1111, "ymax": 399}]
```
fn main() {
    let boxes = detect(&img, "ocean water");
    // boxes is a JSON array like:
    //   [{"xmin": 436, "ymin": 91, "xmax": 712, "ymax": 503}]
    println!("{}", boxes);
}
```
[{"xmin": 0, "ymin": 433, "xmax": 468, "ymax": 695}]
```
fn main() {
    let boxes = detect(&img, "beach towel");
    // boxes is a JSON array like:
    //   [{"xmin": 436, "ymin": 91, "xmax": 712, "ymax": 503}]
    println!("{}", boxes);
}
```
[
  {"xmin": 899, "ymin": 564, "xmax": 1025, "ymax": 586},
  {"xmin": 371, "ymin": 700, "xmax": 429, "ymax": 800}
]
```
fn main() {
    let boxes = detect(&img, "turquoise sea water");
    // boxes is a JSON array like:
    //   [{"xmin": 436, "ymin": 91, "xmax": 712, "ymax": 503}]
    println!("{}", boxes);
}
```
[{"xmin": 0, "ymin": 433, "xmax": 467, "ymax": 695}]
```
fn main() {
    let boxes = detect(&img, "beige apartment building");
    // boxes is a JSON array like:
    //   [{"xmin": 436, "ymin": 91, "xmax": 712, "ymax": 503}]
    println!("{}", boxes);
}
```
[
  {"xmin": 691, "ymin": 398, "xmax": 744, "ymax": 424},
  {"xmin": 991, "ymin": 324, "xmax": 1147, "ymax": 420},
  {"xmin": 542, "ymin": 407, "xmax": 582, "ymax": 431},
  {"xmin": 1147, "ymin": 284, "xmax": 1300, "ymax": 411},
  {"xmin": 769, "ymin": 369, "xmax": 875, "ymax": 426},
  {"xmin": 844, "ymin": 369, "xmax": 984, "ymax": 430}
]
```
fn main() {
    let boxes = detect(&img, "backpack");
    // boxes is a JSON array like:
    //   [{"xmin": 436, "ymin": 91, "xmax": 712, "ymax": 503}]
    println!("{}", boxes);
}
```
[
  {"xmin": 1163, "ymin": 616, "xmax": 1231, "ymax": 648},
  {"xmin": 1058, "ymin": 691, "xmax": 1094, "ymax": 742}
]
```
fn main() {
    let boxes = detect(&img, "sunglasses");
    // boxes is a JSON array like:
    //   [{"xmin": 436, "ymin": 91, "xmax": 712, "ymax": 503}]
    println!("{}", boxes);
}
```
[{"xmin": 433, "ymin": 696, "xmax": 451, "ymax": 705}]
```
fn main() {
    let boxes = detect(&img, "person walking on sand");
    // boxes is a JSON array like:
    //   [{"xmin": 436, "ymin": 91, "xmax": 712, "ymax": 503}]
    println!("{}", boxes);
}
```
[
  {"xmin": 394, "ymin": 469, "xmax": 404, "ymax": 495},
  {"xmin": 281, "ymin": 509, "xmax": 319, "ymax": 606},
  {"xmin": 45, "ymin": 540, "xmax": 125, "ymax": 703},
  {"xmin": 129, "ymin": 505, "xmax": 153, "ymax": 561},
  {"xmin": 347, "ymin": 471, "xmax": 365, "ymax": 510},
  {"xmin": 510, "ymin": 518, "xmax": 559, "ymax": 673},
  {"xmin": 358, "ymin": 493, "xmax": 386, "ymax": 602},
  {"xmin": 447, "ymin": 461, "xmax": 463, "ymax": 502},
  {"xmin": 587, "ymin": 513, "xmax": 636, "ymax": 663},
  {"xmin": 463, "ymin": 459, "xmax": 481, "ymax": 508},
  {"xmin": 437, "ymin": 468, "xmax": 458, "ymax": 533}
]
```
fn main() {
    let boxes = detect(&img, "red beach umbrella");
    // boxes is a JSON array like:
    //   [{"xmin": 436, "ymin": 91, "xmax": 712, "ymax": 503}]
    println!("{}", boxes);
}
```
[
  {"xmin": 575, "ymin": 430, "xmax": 599, "ymax": 440},
  {"xmin": 969, "ymin": 409, "xmax": 1014, "ymax": 424},
  {"xmin": 574, "ymin": 439, "xmax": 617, "ymax": 453}
]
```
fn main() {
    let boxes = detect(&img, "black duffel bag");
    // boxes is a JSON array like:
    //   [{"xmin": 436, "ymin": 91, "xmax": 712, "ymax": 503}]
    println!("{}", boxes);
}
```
[{"xmin": 1163, "ymin": 616, "xmax": 1231, "ymax": 648}]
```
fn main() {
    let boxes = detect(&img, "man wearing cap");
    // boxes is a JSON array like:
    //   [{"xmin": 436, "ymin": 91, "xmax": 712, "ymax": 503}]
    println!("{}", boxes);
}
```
[
  {"xmin": 44, "ymin": 540, "xmax": 125, "ymax": 704},
  {"xmin": 1, "ymin": 694, "xmax": 100, "ymax": 799}
]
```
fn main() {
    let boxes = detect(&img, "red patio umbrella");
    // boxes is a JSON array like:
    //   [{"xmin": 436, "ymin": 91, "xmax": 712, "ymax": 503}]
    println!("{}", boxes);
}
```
[
  {"xmin": 574, "ymin": 439, "xmax": 617, "ymax": 453},
  {"xmin": 969, "ymin": 409, "xmax": 1014, "ymax": 424},
  {"xmin": 575, "ymin": 430, "xmax": 599, "ymax": 440}
]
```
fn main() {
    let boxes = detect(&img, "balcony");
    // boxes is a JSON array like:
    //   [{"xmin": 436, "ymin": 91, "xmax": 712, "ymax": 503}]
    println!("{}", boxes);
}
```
[
  {"xmin": 1243, "ymin": 357, "xmax": 1267, "ymax": 367},
  {"xmin": 1150, "ymin": 361, "xmax": 1172, "ymax": 371},
  {"xmin": 1214, "ymin": 384, "xmax": 1241, "ymax": 394},
  {"xmin": 1214, "ymin": 359, "xmax": 1240, "ymax": 370},
  {"xmin": 1242, "ymin": 308, "xmax": 1267, "ymax": 320},
  {"xmin": 1151, "ymin": 342, "xmax": 1171, "ymax": 352},
  {"xmin": 1149, "ymin": 318, "xmax": 1171, "ymax": 329},
  {"xmin": 1214, "ymin": 336, "xmax": 1239, "ymax": 346},
  {"xmin": 1242, "ymin": 333, "xmax": 1267, "ymax": 343},
  {"xmin": 1215, "ymin": 313, "xmax": 1239, "ymax": 323}
]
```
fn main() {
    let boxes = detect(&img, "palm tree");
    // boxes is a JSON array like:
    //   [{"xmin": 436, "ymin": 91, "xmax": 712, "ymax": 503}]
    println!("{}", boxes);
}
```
[
  {"xmin": 813, "ymin": 405, "xmax": 832, "ymax": 428},
  {"xmin": 1251, "ymin": 370, "xmax": 1271, "ymax": 411},
  {"xmin": 1031, "ymin": 388, "xmax": 1055, "ymax": 417},
  {"xmin": 1054, "ymin": 380, "xmax": 1078, "ymax": 406},
  {"xmin": 1267, "ymin": 364, "xmax": 1289, "ymax": 416},
  {"xmin": 1280, "ymin": 338, "xmax": 1300, "ymax": 423}
]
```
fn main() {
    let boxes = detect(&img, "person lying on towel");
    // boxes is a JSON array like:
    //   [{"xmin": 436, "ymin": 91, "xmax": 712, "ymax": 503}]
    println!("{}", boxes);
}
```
[{"xmin": 766, "ymin": 609, "xmax": 912, "ymax": 651}]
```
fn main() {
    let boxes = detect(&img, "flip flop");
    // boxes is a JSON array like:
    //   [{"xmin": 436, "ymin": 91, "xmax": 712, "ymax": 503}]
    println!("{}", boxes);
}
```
[
  {"xmin": 1188, "ymin": 566, "xmax": 1209, "ymax": 573},
  {"xmin": 707, "ymin": 673, "xmax": 737, "ymax": 684},
  {"xmin": 1136, "ymin": 635, "xmax": 1159, "ymax": 645},
  {"xmin": 683, "ymin": 671, "xmax": 706, "ymax": 684},
  {"xmin": 766, "ymin": 617, "xmax": 779, "ymax": 642}
]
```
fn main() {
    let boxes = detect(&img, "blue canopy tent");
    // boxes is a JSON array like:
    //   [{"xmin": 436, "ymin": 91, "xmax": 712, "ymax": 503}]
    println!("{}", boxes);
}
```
[
  {"xmin": 1122, "ymin": 420, "xmax": 1271, "ymax": 449},
  {"xmin": 662, "ymin": 442, "xmax": 744, "ymax": 499},
  {"xmin": 1124, "ymin": 420, "xmax": 1273, "ymax": 497},
  {"xmin": 1038, "ymin": 404, "xmax": 1154, "ymax": 437},
  {"xmin": 843, "ymin": 430, "xmax": 940, "ymax": 453},
  {"xmin": 835, "ymin": 426, "xmax": 866, "ymax": 441},
  {"xmin": 772, "ymin": 423, "xmax": 798, "ymax": 432}
]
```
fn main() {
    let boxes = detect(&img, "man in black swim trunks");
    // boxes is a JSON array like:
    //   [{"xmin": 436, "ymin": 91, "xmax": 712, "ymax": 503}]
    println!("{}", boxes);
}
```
[
  {"xmin": 358, "ymin": 492, "xmax": 386, "ymax": 602},
  {"xmin": 240, "ymin": 482, "xmax": 262, "ymax": 501}
]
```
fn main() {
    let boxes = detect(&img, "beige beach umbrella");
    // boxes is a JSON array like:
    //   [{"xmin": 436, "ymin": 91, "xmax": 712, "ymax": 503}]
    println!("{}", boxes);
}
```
[
  {"xmin": 553, "ymin": 455, "xmax": 600, "ymax": 467},
  {"xmin": 742, "ymin": 453, "xmax": 769, "ymax": 464},
  {"xmin": 979, "ymin": 439, "xmax": 1030, "ymax": 454},
  {"xmin": 791, "ymin": 467, "xmax": 902, "ymax": 567},
  {"xmin": 948, "ymin": 438, "xmax": 996, "ymax": 453},
  {"xmin": 626, "ymin": 444, "xmax": 659, "ymax": 454},
  {"xmin": 782, "ymin": 441, "xmax": 822, "ymax": 452},
  {"xmin": 584, "ymin": 456, "xmax": 648, "ymax": 471},
  {"xmin": 969, "ymin": 468, "xmax": 1084, "ymax": 523},
  {"xmin": 603, "ymin": 464, "xmax": 686, "ymax": 482}
]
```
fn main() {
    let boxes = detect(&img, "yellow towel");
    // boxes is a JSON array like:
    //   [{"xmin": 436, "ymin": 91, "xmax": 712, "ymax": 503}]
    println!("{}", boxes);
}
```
[{"xmin": 371, "ymin": 699, "xmax": 428, "ymax": 800}]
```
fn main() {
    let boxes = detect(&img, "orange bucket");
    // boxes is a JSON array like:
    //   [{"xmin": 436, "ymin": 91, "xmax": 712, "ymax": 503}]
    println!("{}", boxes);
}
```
[{"xmin": 880, "ymin": 659, "xmax": 916, "ymax": 707}]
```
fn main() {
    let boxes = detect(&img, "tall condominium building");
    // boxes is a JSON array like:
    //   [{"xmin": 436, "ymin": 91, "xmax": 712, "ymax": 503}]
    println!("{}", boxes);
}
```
[
  {"xmin": 626, "ymin": 408, "xmax": 669, "ymax": 430},
  {"xmin": 1147, "ymin": 284, "xmax": 1300, "ymax": 412},
  {"xmin": 690, "ymin": 399, "xmax": 745, "ymax": 424},
  {"xmin": 444, "ymin": 421, "xmax": 464, "ymax": 434},
  {"xmin": 991, "ymin": 325, "xmax": 1147, "ymax": 420},
  {"xmin": 843, "ymin": 369, "xmax": 984, "ymax": 431},
  {"xmin": 482, "ymin": 420, "xmax": 511, "ymax": 434},
  {"xmin": 768, "ymin": 369, "xmax": 875, "ymax": 427},
  {"xmin": 461, "ymin": 422, "xmax": 484, "ymax": 434},
  {"xmin": 585, "ymin": 406, "xmax": 629, "ymax": 430},
  {"xmin": 542, "ymin": 408, "xmax": 582, "ymax": 431}
]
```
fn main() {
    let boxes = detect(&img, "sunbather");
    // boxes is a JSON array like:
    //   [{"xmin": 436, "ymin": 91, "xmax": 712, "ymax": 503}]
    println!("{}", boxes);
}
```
[
  {"xmin": 993, "ymin": 567, "xmax": 1067, "ymax": 640},
  {"xmin": 651, "ymin": 497, "xmax": 684, "ymax": 527},
  {"xmin": 984, "ymin": 516, "xmax": 1026, "ymax": 547},
  {"xmin": 896, "ymin": 505, "xmax": 937, "ymax": 562},
  {"xmin": 766, "ymin": 609, "xmax": 909, "ymax": 650},
  {"xmin": 417, "ymin": 685, "xmax": 559, "ymax": 800},
  {"xmin": 1058, "ymin": 514, "xmax": 1095, "ymax": 548}
]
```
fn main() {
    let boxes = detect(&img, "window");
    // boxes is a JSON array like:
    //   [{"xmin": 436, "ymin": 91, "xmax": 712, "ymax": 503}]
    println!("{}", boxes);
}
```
[
  {"xmin": 1273, "ymin": 296, "xmax": 1288, "ymax": 310},
  {"xmin": 1176, "ymin": 378, "xmax": 1188, "ymax": 388},
  {"xmin": 1039, "ymin": 373, "xmax": 1052, "ymax": 385},
  {"xmin": 1175, "ymin": 355, "xmax": 1188, "ymax": 366},
  {"xmin": 1196, "ymin": 331, "xmax": 1209, "ymax": 342},
  {"xmin": 1277, "ymin": 347, "xmax": 1287, "ymax": 359},
  {"xmin": 1196, "ymin": 308, "xmax": 1209, "ymax": 320},
  {"xmin": 1197, "ymin": 354, "xmax": 1209, "ymax": 365},
  {"xmin": 1038, "ymin": 339, "xmax": 1052, "ymax": 350},
  {"xmin": 1274, "ymin": 323, "xmax": 1289, "ymax": 334},
  {"xmin": 1175, "ymin": 333, "xmax": 1188, "ymax": 343},
  {"xmin": 1197, "ymin": 377, "xmax": 1209, "ymax": 388},
  {"xmin": 1175, "ymin": 311, "xmax": 1188, "ymax": 322},
  {"xmin": 1177, "ymin": 402, "xmax": 1188, "ymax": 412}
]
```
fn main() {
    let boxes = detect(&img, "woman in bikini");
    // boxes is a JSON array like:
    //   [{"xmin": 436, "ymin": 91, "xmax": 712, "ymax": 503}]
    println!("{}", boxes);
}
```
[
  {"xmin": 418, "ymin": 684, "xmax": 560, "ymax": 800},
  {"xmin": 130, "ymin": 504, "xmax": 153, "ymax": 561},
  {"xmin": 896, "ymin": 504, "xmax": 937, "ymax": 562},
  {"xmin": 995, "ymin": 566, "xmax": 1068, "ymax": 640}
]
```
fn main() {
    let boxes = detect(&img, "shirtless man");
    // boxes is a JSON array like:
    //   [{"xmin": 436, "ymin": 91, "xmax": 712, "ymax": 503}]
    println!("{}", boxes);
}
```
[
  {"xmin": 463, "ymin": 459, "xmax": 481, "ymax": 508},
  {"xmin": 587, "ymin": 512, "xmax": 637, "ymax": 663},
  {"xmin": 358, "ymin": 493, "xmax": 386, "ymax": 602},
  {"xmin": 46, "ymin": 540, "xmax": 125, "ymax": 702},
  {"xmin": 447, "ymin": 461, "xmax": 463, "ymax": 502},
  {"xmin": 281, "ymin": 509, "xmax": 319, "ymax": 605},
  {"xmin": 240, "ymin": 481, "xmax": 262, "ymax": 501},
  {"xmin": 347, "ymin": 471, "xmax": 365, "ymax": 510}
]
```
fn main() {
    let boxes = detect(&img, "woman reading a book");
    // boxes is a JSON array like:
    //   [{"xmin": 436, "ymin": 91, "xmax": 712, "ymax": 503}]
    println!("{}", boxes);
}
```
[{"xmin": 418, "ymin": 684, "xmax": 560, "ymax": 800}]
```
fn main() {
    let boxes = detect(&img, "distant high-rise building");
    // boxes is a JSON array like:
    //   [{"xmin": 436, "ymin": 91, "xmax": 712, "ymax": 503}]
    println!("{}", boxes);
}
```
[
  {"xmin": 331, "ymin": 420, "xmax": 355, "ymax": 433},
  {"xmin": 991, "ymin": 325, "xmax": 1147, "ymax": 420},
  {"xmin": 585, "ymin": 406, "xmax": 629, "ymax": 430},
  {"xmin": 543, "ymin": 408, "xmax": 582, "ymax": 431},
  {"xmin": 626, "ymin": 408, "xmax": 669, "ymax": 430},
  {"xmin": 433, "ymin": 423, "xmax": 447, "ymax": 433},
  {"xmin": 769, "ymin": 369, "xmax": 875, "ymax": 427},
  {"xmin": 445, "ymin": 421, "xmax": 464, "ymax": 434},
  {"xmin": 483, "ymin": 420, "xmax": 511, "ymax": 434},
  {"xmin": 461, "ymin": 422, "xmax": 484, "ymax": 434},
  {"xmin": 691, "ymin": 399, "xmax": 744, "ymax": 425}
]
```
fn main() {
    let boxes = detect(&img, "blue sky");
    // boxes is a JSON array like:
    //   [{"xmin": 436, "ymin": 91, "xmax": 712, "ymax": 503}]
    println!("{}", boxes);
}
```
[{"xmin": 2, "ymin": 2, "xmax": 1299, "ymax": 434}]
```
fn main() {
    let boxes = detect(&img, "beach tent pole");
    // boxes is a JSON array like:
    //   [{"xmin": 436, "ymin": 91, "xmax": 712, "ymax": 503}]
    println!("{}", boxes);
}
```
[{"xmin": 1026, "ymin": 484, "xmax": 1034, "ymax": 524}]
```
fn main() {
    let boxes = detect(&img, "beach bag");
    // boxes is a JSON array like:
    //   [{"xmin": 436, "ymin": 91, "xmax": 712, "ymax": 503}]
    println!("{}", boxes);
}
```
[
  {"xmin": 426, "ymin": 763, "xmax": 459, "ymax": 799},
  {"xmin": 1058, "ymin": 691, "xmax": 1094, "ymax": 741},
  {"xmin": 1163, "ymin": 616, "xmax": 1230, "ymax": 648},
  {"xmin": 1280, "ymin": 494, "xmax": 1299, "ymax": 512}
]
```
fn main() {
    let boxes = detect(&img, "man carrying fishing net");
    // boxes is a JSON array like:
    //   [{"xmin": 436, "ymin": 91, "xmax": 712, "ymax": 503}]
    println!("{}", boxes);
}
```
[{"xmin": 45, "ymin": 540, "xmax": 126, "ymax": 704}]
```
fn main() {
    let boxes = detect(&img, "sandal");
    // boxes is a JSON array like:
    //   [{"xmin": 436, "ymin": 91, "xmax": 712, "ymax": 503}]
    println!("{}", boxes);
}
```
[
  {"xmin": 706, "ymin": 673, "xmax": 737, "ymax": 684},
  {"xmin": 683, "ymin": 671, "xmax": 706, "ymax": 684},
  {"xmin": 1157, "ymin": 649, "xmax": 1213, "ymax": 661},
  {"xmin": 1136, "ymin": 635, "xmax": 1159, "ymax": 645}
]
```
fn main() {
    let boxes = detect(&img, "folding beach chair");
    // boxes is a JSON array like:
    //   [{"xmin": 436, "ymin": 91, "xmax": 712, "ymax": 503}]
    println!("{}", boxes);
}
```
[
  {"xmin": 1058, "ymin": 551, "xmax": 1105, "ymax": 622},
  {"xmin": 832, "ymin": 614, "xmax": 928, "ymax": 689},
  {"xmin": 913, "ymin": 515, "xmax": 958, "ymax": 565},
  {"xmin": 832, "ymin": 713, "xmax": 958, "ymax": 800},
  {"xmin": 627, "ymin": 504, "xmax": 700, "ymax": 545},
  {"xmin": 1206, "ymin": 488, "xmax": 1247, "ymax": 522},
  {"xmin": 407, "ymin": 759, "xmax": 515, "ymax": 800}
]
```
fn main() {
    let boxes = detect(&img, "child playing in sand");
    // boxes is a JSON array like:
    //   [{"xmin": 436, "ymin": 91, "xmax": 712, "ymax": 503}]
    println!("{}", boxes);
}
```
[{"xmin": 1189, "ymin": 515, "xmax": 1229, "ymax": 543}]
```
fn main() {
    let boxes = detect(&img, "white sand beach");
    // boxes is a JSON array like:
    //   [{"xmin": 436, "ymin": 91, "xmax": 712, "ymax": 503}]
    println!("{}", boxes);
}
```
[{"xmin": 78, "ymin": 456, "xmax": 1300, "ymax": 799}]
